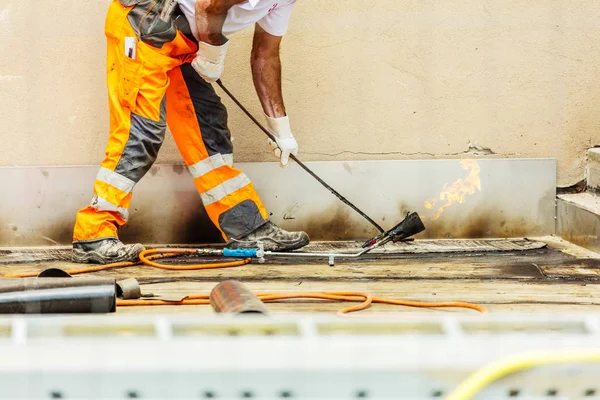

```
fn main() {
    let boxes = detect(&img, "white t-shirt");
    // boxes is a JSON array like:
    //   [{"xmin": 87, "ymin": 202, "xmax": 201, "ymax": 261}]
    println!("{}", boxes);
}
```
[{"xmin": 178, "ymin": 0, "xmax": 296, "ymax": 38}]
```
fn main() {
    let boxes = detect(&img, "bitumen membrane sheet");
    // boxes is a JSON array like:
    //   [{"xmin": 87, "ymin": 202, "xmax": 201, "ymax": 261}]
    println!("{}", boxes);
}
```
[{"xmin": 0, "ymin": 236, "xmax": 599, "ymax": 315}]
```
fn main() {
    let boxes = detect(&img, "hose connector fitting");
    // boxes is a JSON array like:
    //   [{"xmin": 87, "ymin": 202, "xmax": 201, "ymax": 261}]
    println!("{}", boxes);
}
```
[{"xmin": 222, "ymin": 248, "xmax": 258, "ymax": 258}]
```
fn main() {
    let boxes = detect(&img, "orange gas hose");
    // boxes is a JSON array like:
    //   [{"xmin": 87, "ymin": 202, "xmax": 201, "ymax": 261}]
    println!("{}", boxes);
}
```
[
  {"xmin": 371, "ymin": 297, "xmax": 486, "ymax": 313},
  {"xmin": 3, "ymin": 260, "xmax": 144, "ymax": 278},
  {"xmin": 116, "ymin": 291, "xmax": 486, "ymax": 315},
  {"xmin": 258, "ymin": 291, "xmax": 373, "ymax": 315},
  {"xmin": 138, "ymin": 249, "xmax": 250, "ymax": 270},
  {"xmin": 2, "ymin": 249, "xmax": 249, "ymax": 278}
]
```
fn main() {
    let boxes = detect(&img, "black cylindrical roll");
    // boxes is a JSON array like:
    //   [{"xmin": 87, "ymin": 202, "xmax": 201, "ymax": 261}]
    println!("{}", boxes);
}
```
[
  {"xmin": 210, "ymin": 280, "xmax": 268, "ymax": 314},
  {"xmin": 0, "ymin": 278, "xmax": 117, "ymax": 314}
]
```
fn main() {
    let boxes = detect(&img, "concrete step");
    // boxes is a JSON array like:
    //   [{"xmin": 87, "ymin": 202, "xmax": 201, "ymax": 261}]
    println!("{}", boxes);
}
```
[
  {"xmin": 588, "ymin": 147, "xmax": 600, "ymax": 192},
  {"xmin": 557, "ymin": 192, "xmax": 600, "ymax": 252}
]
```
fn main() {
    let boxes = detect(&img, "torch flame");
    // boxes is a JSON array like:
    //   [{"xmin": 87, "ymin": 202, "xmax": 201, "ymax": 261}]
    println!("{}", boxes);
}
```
[{"xmin": 426, "ymin": 159, "xmax": 481, "ymax": 220}]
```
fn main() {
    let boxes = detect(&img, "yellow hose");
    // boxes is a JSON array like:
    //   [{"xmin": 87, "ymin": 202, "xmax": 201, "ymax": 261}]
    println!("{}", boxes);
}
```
[{"xmin": 446, "ymin": 350, "xmax": 600, "ymax": 400}]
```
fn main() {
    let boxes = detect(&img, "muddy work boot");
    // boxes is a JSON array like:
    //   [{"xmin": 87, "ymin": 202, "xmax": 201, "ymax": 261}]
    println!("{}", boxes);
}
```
[
  {"xmin": 72, "ymin": 238, "xmax": 145, "ymax": 264},
  {"xmin": 228, "ymin": 221, "xmax": 310, "ymax": 252}
]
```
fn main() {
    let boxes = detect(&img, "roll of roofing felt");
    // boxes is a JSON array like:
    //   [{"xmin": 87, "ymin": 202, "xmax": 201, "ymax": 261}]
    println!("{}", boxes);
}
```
[{"xmin": 0, "ymin": 278, "xmax": 117, "ymax": 314}]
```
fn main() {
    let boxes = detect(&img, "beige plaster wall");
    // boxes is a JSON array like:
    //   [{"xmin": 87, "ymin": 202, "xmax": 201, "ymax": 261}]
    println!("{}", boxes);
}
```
[{"xmin": 1, "ymin": 0, "xmax": 599, "ymax": 186}]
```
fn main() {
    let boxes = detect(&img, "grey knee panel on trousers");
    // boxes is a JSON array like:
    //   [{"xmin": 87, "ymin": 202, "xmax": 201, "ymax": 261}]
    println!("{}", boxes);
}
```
[
  {"xmin": 115, "ymin": 97, "xmax": 167, "ymax": 183},
  {"xmin": 218, "ymin": 200, "xmax": 268, "ymax": 239}
]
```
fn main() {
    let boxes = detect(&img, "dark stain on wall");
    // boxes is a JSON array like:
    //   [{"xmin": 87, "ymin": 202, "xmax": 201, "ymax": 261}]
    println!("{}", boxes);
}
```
[
  {"xmin": 120, "ymin": 196, "xmax": 223, "ymax": 245},
  {"xmin": 178, "ymin": 208, "xmax": 224, "ymax": 244},
  {"xmin": 418, "ymin": 210, "xmax": 534, "ymax": 239},
  {"xmin": 301, "ymin": 207, "xmax": 380, "ymax": 241},
  {"xmin": 0, "ymin": 200, "xmax": 546, "ymax": 246},
  {"xmin": 288, "ymin": 204, "xmax": 539, "ymax": 241}
]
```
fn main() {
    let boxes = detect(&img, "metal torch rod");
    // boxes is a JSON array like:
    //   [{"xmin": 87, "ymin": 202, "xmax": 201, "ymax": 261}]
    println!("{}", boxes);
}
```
[
  {"xmin": 267, "ymin": 251, "xmax": 365, "ymax": 258},
  {"xmin": 266, "ymin": 237, "xmax": 392, "ymax": 259}
]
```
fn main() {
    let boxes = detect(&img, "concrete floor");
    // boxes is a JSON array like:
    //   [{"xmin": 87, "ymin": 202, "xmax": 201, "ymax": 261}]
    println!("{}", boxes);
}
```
[{"xmin": 1, "ymin": 236, "xmax": 599, "ymax": 316}]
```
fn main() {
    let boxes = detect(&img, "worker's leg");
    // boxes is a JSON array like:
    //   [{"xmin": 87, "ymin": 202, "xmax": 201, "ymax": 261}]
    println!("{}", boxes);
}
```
[
  {"xmin": 166, "ymin": 64, "xmax": 268, "ymax": 239},
  {"xmin": 72, "ymin": 1, "xmax": 193, "ymax": 263},
  {"xmin": 166, "ymin": 64, "xmax": 309, "ymax": 250}
]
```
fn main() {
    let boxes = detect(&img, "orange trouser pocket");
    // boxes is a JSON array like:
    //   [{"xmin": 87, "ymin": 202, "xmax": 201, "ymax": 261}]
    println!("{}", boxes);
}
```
[{"xmin": 118, "ymin": 55, "xmax": 143, "ymax": 110}]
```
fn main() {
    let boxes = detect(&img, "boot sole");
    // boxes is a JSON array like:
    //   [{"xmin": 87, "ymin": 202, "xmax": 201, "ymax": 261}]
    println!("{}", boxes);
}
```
[
  {"xmin": 71, "ymin": 248, "xmax": 143, "ymax": 265},
  {"xmin": 229, "ymin": 234, "xmax": 310, "ymax": 252}
]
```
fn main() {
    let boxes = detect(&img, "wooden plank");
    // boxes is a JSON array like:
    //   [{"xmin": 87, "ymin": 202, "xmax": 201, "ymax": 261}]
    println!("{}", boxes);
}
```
[
  {"xmin": 133, "ymin": 279, "xmax": 600, "ymax": 305},
  {"xmin": 137, "ymin": 279, "xmax": 600, "ymax": 302},
  {"xmin": 115, "ymin": 279, "xmax": 600, "ymax": 315}
]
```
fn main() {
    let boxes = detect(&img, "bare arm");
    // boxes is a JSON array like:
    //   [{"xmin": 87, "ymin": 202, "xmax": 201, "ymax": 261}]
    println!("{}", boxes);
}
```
[
  {"xmin": 195, "ymin": 0, "xmax": 245, "ymax": 45},
  {"xmin": 251, "ymin": 23, "xmax": 285, "ymax": 118}
]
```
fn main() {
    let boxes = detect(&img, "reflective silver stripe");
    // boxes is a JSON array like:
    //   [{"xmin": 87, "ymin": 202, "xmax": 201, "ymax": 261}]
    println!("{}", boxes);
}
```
[
  {"xmin": 188, "ymin": 154, "xmax": 233, "ymax": 179},
  {"xmin": 90, "ymin": 195, "xmax": 129, "ymax": 221},
  {"xmin": 96, "ymin": 167, "xmax": 135, "ymax": 193},
  {"xmin": 200, "ymin": 173, "xmax": 252, "ymax": 205}
]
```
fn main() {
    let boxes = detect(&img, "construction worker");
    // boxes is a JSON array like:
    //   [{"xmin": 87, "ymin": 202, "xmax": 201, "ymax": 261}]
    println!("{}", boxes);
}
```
[{"xmin": 72, "ymin": 0, "xmax": 309, "ymax": 264}]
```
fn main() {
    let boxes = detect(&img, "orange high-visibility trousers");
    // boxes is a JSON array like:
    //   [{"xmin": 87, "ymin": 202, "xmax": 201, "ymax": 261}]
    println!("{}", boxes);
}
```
[{"xmin": 73, "ymin": 1, "xmax": 269, "ymax": 244}]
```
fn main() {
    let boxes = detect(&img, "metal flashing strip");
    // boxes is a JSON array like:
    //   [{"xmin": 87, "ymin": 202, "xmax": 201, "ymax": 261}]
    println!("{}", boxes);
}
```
[
  {"xmin": 556, "ymin": 196, "xmax": 600, "ymax": 253},
  {"xmin": 0, "ymin": 159, "xmax": 556, "ymax": 245}
]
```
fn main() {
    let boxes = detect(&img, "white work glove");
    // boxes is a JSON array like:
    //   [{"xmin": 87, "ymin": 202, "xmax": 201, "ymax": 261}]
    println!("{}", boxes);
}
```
[
  {"xmin": 265, "ymin": 114, "xmax": 298, "ymax": 167},
  {"xmin": 191, "ymin": 40, "xmax": 230, "ymax": 83}
]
